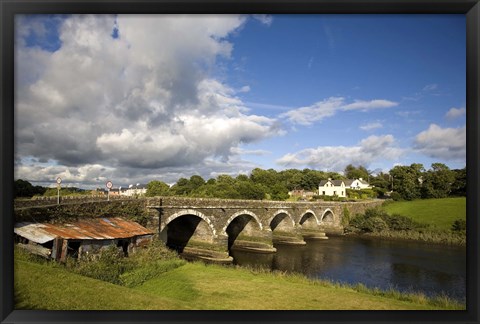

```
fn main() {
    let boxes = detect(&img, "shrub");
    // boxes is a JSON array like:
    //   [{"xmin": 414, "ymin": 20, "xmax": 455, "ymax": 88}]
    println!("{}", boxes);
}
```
[
  {"xmin": 451, "ymin": 219, "xmax": 466, "ymax": 231},
  {"xmin": 383, "ymin": 213, "xmax": 423, "ymax": 231},
  {"xmin": 362, "ymin": 217, "xmax": 389, "ymax": 232},
  {"xmin": 66, "ymin": 239, "xmax": 181, "ymax": 285},
  {"xmin": 390, "ymin": 192, "xmax": 403, "ymax": 201},
  {"xmin": 67, "ymin": 245, "xmax": 131, "ymax": 284},
  {"xmin": 346, "ymin": 207, "xmax": 421, "ymax": 233}
]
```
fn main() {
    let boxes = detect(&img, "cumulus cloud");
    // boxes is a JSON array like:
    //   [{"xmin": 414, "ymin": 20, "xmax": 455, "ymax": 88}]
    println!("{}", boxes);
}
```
[
  {"xmin": 276, "ymin": 135, "xmax": 404, "ymax": 171},
  {"xmin": 445, "ymin": 107, "xmax": 466, "ymax": 120},
  {"xmin": 414, "ymin": 124, "xmax": 466, "ymax": 161},
  {"xmin": 280, "ymin": 97, "xmax": 398, "ymax": 125},
  {"xmin": 14, "ymin": 14, "xmax": 283, "ymax": 186}
]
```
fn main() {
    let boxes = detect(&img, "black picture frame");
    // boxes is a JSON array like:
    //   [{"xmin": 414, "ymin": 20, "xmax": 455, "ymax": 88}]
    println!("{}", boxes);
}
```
[{"xmin": 1, "ymin": 1, "xmax": 479, "ymax": 323}]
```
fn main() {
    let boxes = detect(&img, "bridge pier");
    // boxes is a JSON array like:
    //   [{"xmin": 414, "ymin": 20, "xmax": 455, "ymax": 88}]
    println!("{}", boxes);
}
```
[
  {"xmin": 229, "ymin": 228, "xmax": 277, "ymax": 254},
  {"xmin": 272, "ymin": 225, "xmax": 307, "ymax": 245}
]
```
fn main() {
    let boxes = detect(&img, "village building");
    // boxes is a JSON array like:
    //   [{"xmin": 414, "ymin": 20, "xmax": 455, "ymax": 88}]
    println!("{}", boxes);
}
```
[
  {"xmin": 288, "ymin": 189, "xmax": 316, "ymax": 200},
  {"xmin": 318, "ymin": 178, "xmax": 372, "ymax": 198},
  {"xmin": 14, "ymin": 217, "xmax": 154, "ymax": 262},
  {"xmin": 121, "ymin": 184, "xmax": 148, "ymax": 197}
]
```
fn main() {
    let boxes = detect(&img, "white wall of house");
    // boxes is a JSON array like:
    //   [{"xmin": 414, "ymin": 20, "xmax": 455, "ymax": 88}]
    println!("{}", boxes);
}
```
[
  {"xmin": 121, "ymin": 188, "xmax": 147, "ymax": 197},
  {"xmin": 318, "ymin": 181, "xmax": 347, "ymax": 198},
  {"xmin": 349, "ymin": 178, "xmax": 372, "ymax": 190}
]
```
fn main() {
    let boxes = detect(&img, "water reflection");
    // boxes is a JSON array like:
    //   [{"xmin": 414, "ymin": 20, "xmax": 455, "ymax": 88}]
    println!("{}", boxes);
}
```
[{"xmin": 231, "ymin": 236, "xmax": 466, "ymax": 301}]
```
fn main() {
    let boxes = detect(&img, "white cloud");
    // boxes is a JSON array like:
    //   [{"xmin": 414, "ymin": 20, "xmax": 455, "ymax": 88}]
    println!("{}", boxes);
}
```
[
  {"xmin": 252, "ymin": 14, "xmax": 273, "ymax": 26},
  {"xmin": 360, "ymin": 122, "xmax": 383, "ymax": 131},
  {"xmin": 342, "ymin": 99, "xmax": 398, "ymax": 111},
  {"xmin": 238, "ymin": 85, "xmax": 251, "ymax": 93},
  {"xmin": 14, "ymin": 14, "xmax": 285, "ymax": 185},
  {"xmin": 276, "ymin": 135, "xmax": 404, "ymax": 171},
  {"xmin": 414, "ymin": 124, "xmax": 466, "ymax": 161},
  {"xmin": 445, "ymin": 107, "xmax": 466, "ymax": 120},
  {"xmin": 280, "ymin": 97, "xmax": 398, "ymax": 125},
  {"xmin": 422, "ymin": 84, "xmax": 438, "ymax": 91},
  {"xmin": 230, "ymin": 147, "xmax": 271, "ymax": 156}
]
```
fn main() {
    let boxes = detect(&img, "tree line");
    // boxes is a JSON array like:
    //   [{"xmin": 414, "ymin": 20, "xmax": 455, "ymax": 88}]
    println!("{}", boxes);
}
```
[{"xmin": 14, "ymin": 163, "xmax": 466, "ymax": 201}]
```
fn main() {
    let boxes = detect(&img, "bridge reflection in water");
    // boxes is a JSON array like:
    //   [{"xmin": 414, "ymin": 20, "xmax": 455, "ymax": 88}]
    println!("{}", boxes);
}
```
[{"xmin": 147, "ymin": 197, "xmax": 382, "ymax": 263}]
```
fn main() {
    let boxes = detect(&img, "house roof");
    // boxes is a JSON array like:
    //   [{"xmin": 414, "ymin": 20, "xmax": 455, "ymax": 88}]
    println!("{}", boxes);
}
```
[
  {"xmin": 319, "ymin": 179, "xmax": 370, "ymax": 187},
  {"xmin": 319, "ymin": 180, "xmax": 345, "ymax": 186},
  {"xmin": 14, "ymin": 217, "xmax": 154, "ymax": 244}
]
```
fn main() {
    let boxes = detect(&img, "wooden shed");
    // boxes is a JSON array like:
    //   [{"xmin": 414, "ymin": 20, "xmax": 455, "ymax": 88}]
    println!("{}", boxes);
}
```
[{"xmin": 14, "ymin": 217, "xmax": 154, "ymax": 262}]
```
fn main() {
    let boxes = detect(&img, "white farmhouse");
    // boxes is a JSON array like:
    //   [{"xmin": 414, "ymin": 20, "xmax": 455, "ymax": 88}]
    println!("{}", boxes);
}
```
[
  {"xmin": 318, "ymin": 179, "xmax": 347, "ymax": 198},
  {"xmin": 318, "ymin": 178, "xmax": 372, "ymax": 198},
  {"xmin": 345, "ymin": 178, "xmax": 372, "ymax": 190},
  {"xmin": 121, "ymin": 184, "xmax": 148, "ymax": 197}
]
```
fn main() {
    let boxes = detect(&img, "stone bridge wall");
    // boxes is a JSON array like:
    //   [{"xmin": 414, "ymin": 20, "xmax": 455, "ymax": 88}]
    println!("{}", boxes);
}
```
[{"xmin": 14, "ymin": 196, "xmax": 384, "ymax": 262}]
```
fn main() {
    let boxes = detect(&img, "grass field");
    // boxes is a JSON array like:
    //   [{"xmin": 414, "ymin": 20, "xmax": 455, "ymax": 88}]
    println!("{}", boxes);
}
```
[
  {"xmin": 383, "ymin": 197, "xmax": 466, "ymax": 231},
  {"xmin": 15, "ymin": 256, "xmax": 463, "ymax": 310}
]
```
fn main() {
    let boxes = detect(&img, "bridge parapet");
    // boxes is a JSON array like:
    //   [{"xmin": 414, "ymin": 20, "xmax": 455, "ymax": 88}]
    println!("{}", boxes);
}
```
[
  {"xmin": 14, "ymin": 196, "xmax": 383, "ymax": 262},
  {"xmin": 146, "ymin": 196, "xmax": 383, "ymax": 261}
]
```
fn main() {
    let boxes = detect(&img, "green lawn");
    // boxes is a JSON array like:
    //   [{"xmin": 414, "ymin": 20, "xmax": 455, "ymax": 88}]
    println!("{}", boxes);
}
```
[
  {"xmin": 134, "ymin": 262, "xmax": 461, "ymax": 310},
  {"xmin": 383, "ymin": 197, "xmax": 466, "ymax": 230},
  {"xmin": 15, "ymin": 258, "xmax": 463, "ymax": 310},
  {"xmin": 14, "ymin": 259, "xmax": 188, "ymax": 310}
]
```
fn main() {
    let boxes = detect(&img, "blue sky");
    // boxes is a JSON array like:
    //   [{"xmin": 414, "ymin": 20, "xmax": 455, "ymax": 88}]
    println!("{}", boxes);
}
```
[{"xmin": 14, "ymin": 14, "xmax": 466, "ymax": 188}]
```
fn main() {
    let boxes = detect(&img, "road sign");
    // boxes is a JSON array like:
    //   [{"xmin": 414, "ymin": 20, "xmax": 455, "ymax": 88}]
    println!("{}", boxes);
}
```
[
  {"xmin": 106, "ymin": 181, "xmax": 113, "ymax": 189},
  {"xmin": 56, "ymin": 177, "xmax": 62, "ymax": 184}
]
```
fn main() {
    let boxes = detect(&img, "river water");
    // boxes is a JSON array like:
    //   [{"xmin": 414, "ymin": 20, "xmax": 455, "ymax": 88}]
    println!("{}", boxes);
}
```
[{"xmin": 230, "ymin": 235, "xmax": 466, "ymax": 301}]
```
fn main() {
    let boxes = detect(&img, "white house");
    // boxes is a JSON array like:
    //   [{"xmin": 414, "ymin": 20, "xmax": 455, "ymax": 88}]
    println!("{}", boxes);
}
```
[
  {"xmin": 318, "ymin": 178, "xmax": 372, "ymax": 198},
  {"xmin": 121, "ymin": 184, "xmax": 148, "ymax": 197},
  {"xmin": 318, "ymin": 179, "xmax": 347, "ymax": 198},
  {"xmin": 345, "ymin": 178, "xmax": 372, "ymax": 190}
]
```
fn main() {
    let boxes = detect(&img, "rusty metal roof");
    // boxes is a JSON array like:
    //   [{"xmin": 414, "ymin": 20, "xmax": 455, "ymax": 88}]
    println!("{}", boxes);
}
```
[{"xmin": 14, "ymin": 217, "xmax": 154, "ymax": 244}]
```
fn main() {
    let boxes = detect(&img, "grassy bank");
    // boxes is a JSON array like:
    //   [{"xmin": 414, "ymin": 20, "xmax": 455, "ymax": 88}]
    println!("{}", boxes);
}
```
[
  {"xmin": 344, "ymin": 198, "xmax": 466, "ymax": 245},
  {"xmin": 383, "ymin": 197, "xmax": 466, "ymax": 230},
  {"xmin": 14, "ymin": 248, "xmax": 464, "ymax": 310}
]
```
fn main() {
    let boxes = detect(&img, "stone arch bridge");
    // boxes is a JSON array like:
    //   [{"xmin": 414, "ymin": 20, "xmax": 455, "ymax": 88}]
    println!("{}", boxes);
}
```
[{"xmin": 145, "ymin": 197, "xmax": 382, "ymax": 262}]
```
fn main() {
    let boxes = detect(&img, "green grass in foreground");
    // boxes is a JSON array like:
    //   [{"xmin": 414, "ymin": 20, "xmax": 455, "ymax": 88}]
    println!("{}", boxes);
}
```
[
  {"xmin": 14, "ymin": 259, "xmax": 188, "ymax": 310},
  {"xmin": 15, "ymin": 258, "xmax": 463, "ymax": 310},
  {"xmin": 383, "ymin": 197, "xmax": 466, "ymax": 231}
]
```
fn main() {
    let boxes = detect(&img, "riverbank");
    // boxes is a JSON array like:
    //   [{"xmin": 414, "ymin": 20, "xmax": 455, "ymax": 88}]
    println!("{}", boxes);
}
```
[
  {"xmin": 14, "ymin": 247, "xmax": 464, "ymax": 310},
  {"xmin": 343, "ymin": 229, "xmax": 466, "ymax": 246},
  {"xmin": 343, "ymin": 198, "xmax": 466, "ymax": 246}
]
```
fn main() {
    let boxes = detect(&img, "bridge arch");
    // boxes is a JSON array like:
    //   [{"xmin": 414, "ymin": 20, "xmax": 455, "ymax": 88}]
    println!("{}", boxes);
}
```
[
  {"xmin": 164, "ymin": 209, "xmax": 216, "ymax": 236},
  {"xmin": 161, "ymin": 209, "xmax": 217, "ymax": 253},
  {"xmin": 269, "ymin": 209, "xmax": 295, "ymax": 232},
  {"xmin": 222, "ymin": 210, "xmax": 264, "ymax": 250},
  {"xmin": 221, "ymin": 210, "xmax": 263, "ymax": 235},
  {"xmin": 321, "ymin": 208, "xmax": 335, "ymax": 223},
  {"xmin": 299, "ymin": 209, "xmax": 320, "ymax": 229}
]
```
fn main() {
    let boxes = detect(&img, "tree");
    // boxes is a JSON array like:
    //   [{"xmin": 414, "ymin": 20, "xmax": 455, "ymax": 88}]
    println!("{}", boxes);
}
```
[
  {"xmin": 188, "ymin": 175, "xmax": 205, "ymax": 192},
  {"xmin": 421, "ymin": 163, "xmax": 455, "ymax": 198},
  {"xmin": 171, "ymin": 178, "xmax": 190, "ymax": 196},
  {"xmin": 389, "ymin": 164, "xmax": 424, "ymax": 200},
  {"xmin": 14, "ymin": 179, "xmax": 46, "ymax": 198},
  {"xmin": 344, "ymin": 164, "xmax": 369, "ymax": 180},
  {"xmin": 146, "ymin": 180, "xmax": 171, "ymax": 197},
  {"xmin": 234, "ymin": 181, "xmax": 265, "ymax": 200},
  {"xmin": 450, "ymin": 167, "xmax": 466, "ymax": 197}
]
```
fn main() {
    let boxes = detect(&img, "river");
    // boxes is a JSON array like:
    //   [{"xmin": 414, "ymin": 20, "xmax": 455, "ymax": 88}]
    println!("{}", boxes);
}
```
[{"xmin": 230, "ymin": 235, "xmax": 466, "ymax": 302}]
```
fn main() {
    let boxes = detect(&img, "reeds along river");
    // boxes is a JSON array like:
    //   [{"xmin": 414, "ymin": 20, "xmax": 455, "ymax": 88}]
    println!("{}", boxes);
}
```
[{"xmin": 231, "ymin": 235, "xmax": 466, "ymax": 302}]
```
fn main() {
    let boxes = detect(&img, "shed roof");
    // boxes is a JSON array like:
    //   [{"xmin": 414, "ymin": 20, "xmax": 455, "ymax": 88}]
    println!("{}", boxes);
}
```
[{"xmin": 14, "ymin": 217, "xmax": 153, "ymax": 244}]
